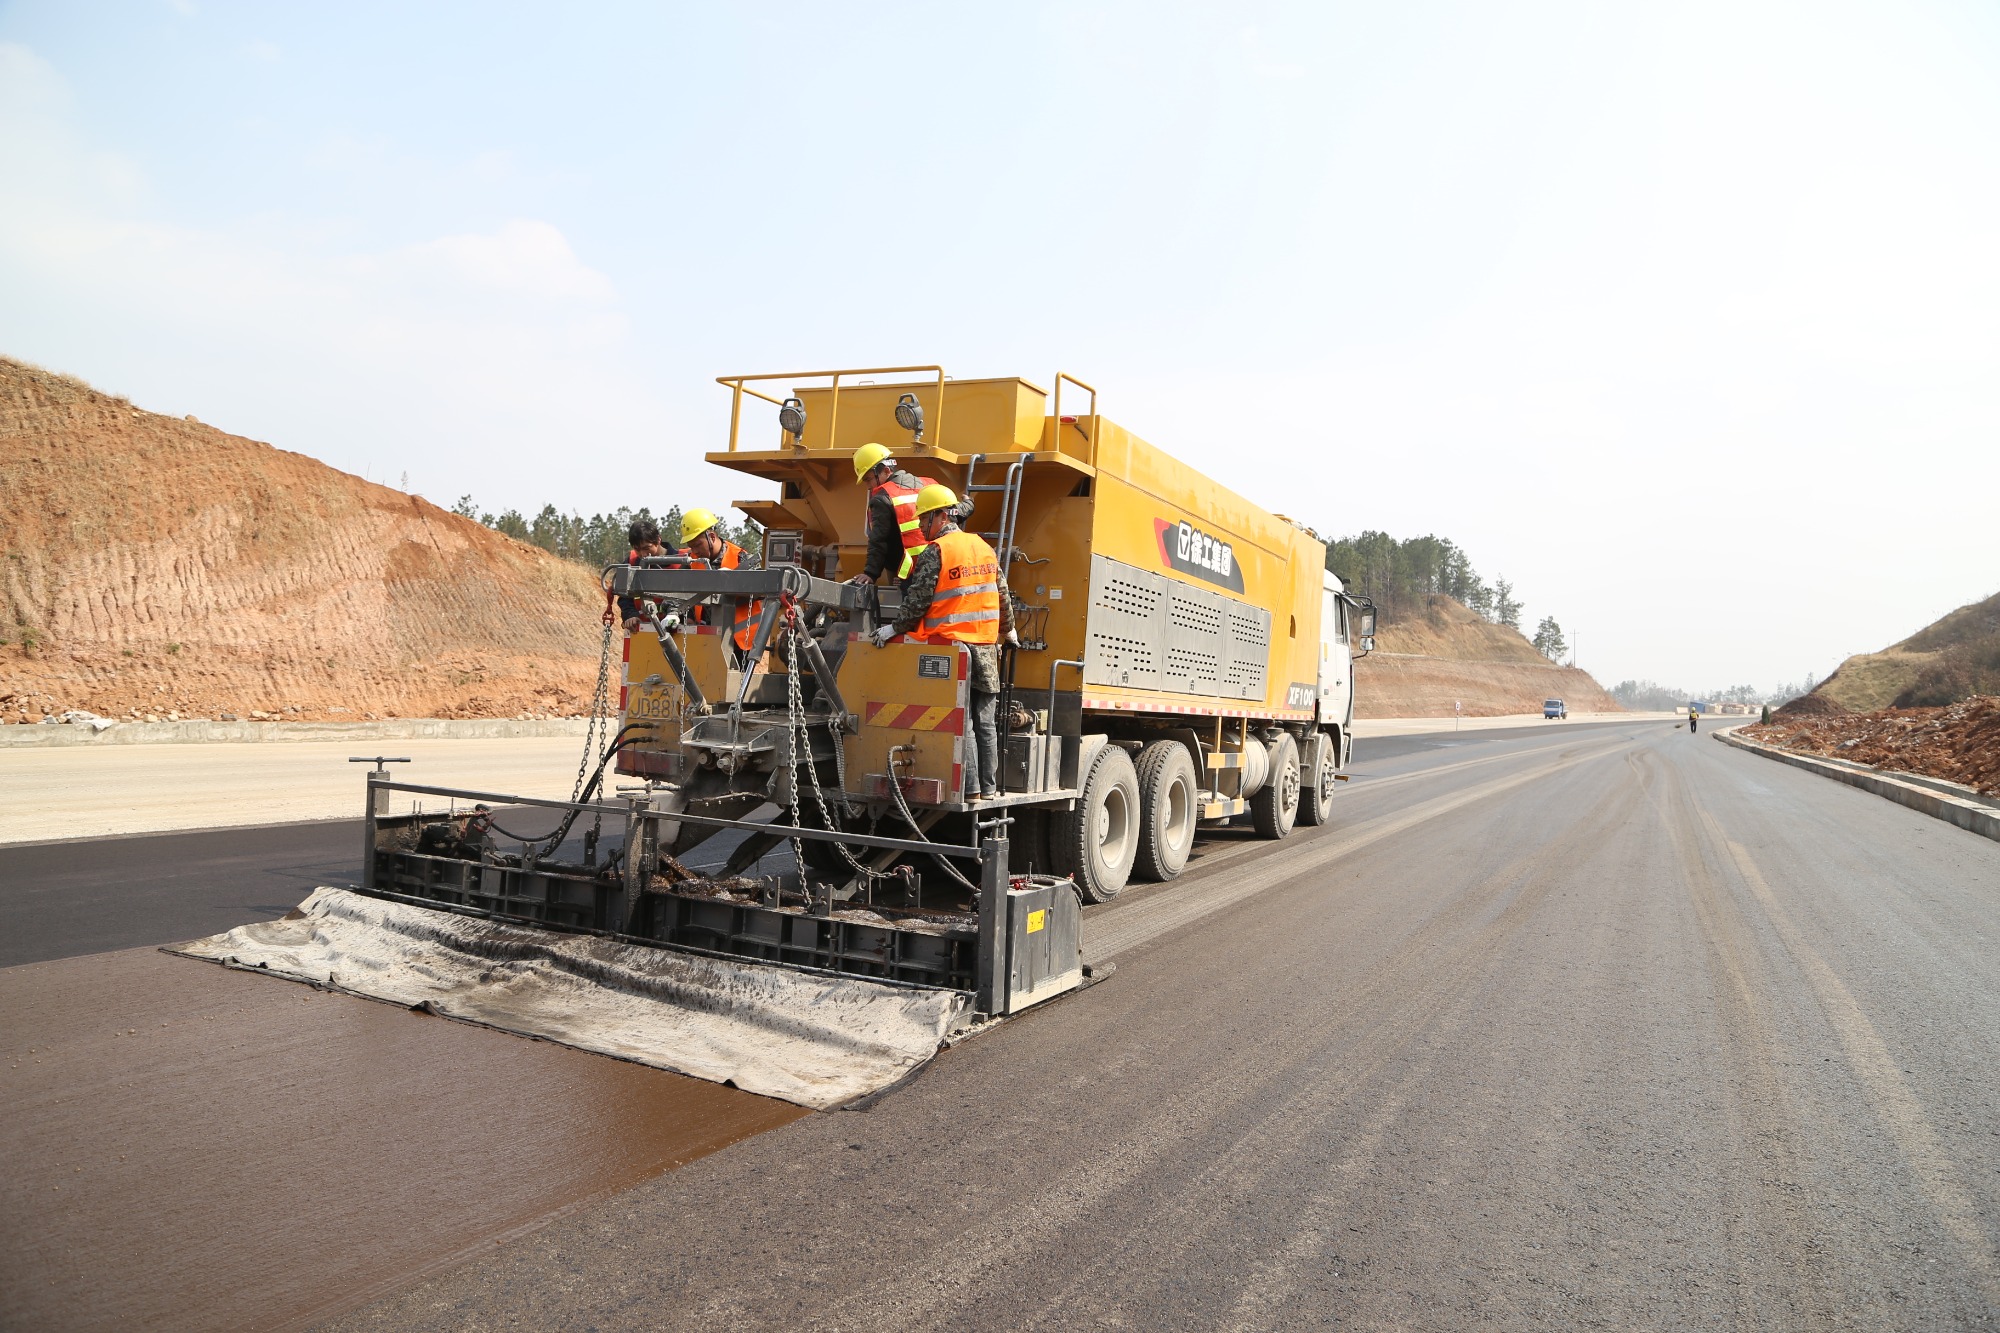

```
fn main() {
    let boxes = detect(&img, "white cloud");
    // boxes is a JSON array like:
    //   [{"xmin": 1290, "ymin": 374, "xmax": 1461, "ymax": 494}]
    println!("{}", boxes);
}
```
[{"xmin": 379, "ymin": 221, "xmax": 616, "ymax": 303}]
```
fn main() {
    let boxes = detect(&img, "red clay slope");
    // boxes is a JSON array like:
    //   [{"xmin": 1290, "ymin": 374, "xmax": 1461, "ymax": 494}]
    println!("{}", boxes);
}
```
[
  {"xmin": 1356, "ymin": 594, "xmax": 1623, "ymax": 717},
  {"xmin": 0, "ymin": 357, "xmax": 604, "ymax": 723}
]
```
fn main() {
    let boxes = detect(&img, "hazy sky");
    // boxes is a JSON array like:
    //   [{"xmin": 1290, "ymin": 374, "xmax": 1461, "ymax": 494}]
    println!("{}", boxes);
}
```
[{"xmin": 3, "ymin": 1, "xmax": 1996, "ymax": 692}]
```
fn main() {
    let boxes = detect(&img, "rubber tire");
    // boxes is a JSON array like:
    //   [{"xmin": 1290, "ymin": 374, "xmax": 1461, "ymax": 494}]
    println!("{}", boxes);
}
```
[
  {"xmin": 1134, "ymin": 740, "xmax": 1199, "ymax": 882},
  {"xmin": 1052, "ymin": 744, "xmax": 1140, "ymax": 903},
  {"xmin": 1250, "ymin": 732, "xmax": 1301, "ymax": 840},
  {"xmin": 1004, "ymin": 807, "xmax": 1055, "ymax": 877},
  {"xmin": 1297, "ymin": 734, "xmax": 1336, "ymax": 828}
]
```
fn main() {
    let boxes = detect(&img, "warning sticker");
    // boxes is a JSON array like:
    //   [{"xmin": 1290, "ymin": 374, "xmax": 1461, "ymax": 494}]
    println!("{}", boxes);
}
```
[{"xmin": 1026, "ymin": 909, "xmax": 1046, "ymax": 933}]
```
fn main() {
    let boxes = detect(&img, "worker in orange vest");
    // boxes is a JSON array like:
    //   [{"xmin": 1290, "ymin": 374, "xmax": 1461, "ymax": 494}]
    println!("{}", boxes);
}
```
[
  {"xmin": 679, "ymin": 508, "xmax": 760, "ymax": 659},
  {"xmin": 871, "ymin": 484, "xmax": 1017, "ymax": 801},
  {"xmin": 847, "ymin": 442, "xmax": 963, "ymax": 587}
]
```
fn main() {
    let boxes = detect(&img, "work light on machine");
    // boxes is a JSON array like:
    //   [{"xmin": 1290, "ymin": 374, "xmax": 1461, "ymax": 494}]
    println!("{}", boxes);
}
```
[
  {"xmin": 895, "ymin": 392, "xmax": 925, "ymax": 444},
  {"xmin": 779, "ymin": 396, "xmax": 806, "ymax": 445}
]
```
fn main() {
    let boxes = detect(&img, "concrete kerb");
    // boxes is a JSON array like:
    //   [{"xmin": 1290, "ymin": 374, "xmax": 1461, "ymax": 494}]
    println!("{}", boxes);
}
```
[
  {"xmin": 1716, "ymin": 728, "xmax": 2000, "ymax": 844},
  {"xmin": 0, "ymin": 717, "xmax": 599, "ymax": 749}
]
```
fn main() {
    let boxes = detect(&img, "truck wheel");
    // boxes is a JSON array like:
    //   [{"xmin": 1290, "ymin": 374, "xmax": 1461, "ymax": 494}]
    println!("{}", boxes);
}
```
[
  {"xmin": 1297, "ymin": 736, "xmax": 1336, "ymax": 828},
  {"xmin": 1053, "ymin": 744, "xmax": 1139, "ymax": 903},
  {"xmin": 1134, "ymin": 741, "xmax": 1199, "ymax": 882},
  {"xmin": 1001, "ymin": 807, "xmax": 1054, "ymax": 877},
  {"xmin": 1251, "ymin": 733, "xmax": 1300, "ymax": 840}
]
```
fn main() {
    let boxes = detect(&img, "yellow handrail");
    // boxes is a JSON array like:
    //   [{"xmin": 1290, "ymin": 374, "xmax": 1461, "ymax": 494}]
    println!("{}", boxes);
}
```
[
  {"xmin": 714, "ymin": 366, "xmax": 949, "ymax": 453},
  {"xmin": 1052, "ymin": 371, "xmax": 1097, "ymax": 459}
]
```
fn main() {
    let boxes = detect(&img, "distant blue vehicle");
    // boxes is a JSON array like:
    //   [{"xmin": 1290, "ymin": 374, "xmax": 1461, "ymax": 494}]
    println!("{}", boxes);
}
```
[{"xmin": 1543, "ymin": 698, "xmax": 1567, "ymax": 720}]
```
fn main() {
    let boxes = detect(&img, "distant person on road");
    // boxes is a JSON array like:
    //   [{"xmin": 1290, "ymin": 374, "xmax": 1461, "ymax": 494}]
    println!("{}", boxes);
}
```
[
  {"xmin": 1689, "ymin": 704, "xmax": 1699, "ymax": 734},
  {"xmin": 611, "ymin": 518, "xmax": 666, "ymax": 632}
]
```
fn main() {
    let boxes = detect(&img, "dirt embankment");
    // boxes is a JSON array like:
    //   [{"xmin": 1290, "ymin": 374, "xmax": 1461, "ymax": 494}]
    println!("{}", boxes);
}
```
[
  {"xmin": 1355, "ymin": 594, "xmax": 1622, "ymax": 718},
  {"xmin": 1745, "ymin": 695, "xmax": 2000, "ymax": 797},
  {"xmin": 0, "ymin": 357, "xmax": 605, "ymax": 724}
]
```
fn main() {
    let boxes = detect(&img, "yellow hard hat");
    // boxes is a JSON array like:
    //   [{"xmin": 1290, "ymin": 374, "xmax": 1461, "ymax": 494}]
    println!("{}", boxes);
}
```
[
  {"xmin": 679, "ymin": 507, "xmax": 721, "ymax": 546},
  {"xmin": 852, "ymin": 442, "xmax": 891, "ymax": 482},
  {"xmin": 913, "ymin": 483, "xmax": 959, "ymax": 518}
]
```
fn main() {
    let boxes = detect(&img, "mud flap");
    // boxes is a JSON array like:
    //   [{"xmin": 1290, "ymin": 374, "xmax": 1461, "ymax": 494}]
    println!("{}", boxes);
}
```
[{"xmin": 168, "ymin": 888, "xmax": 972, "ymax": 1111}]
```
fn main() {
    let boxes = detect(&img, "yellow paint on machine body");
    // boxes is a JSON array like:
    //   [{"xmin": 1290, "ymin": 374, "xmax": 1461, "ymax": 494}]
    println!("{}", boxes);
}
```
[
  {"xmin": 708, "ymin": 371, "xmax": 1331, "ymax": 721},
  {"xmin": 614, "ymin": 366, "xmax": 1364, "ymax": 868}
]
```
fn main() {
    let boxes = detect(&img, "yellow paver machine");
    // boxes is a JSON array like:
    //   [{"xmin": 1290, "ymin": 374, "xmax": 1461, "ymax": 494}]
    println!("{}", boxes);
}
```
[
  {"xmin": 611, "ymin": 366, "xmax": 1373, "ymax": 897},
  {"xmin": 293, "ymin": 367, "xmax": 1373, "ymax": 1104}
]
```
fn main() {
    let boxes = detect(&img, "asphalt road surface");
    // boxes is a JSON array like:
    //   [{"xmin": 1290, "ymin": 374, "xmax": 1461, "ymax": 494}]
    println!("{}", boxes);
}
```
[
  {"xmin": 0, "ymin": 722, "xmax": 1572, "ymax": 969},
  {"xmin": 7, "ymin": 718, "xmax": 1997, "ymax": 1329}
]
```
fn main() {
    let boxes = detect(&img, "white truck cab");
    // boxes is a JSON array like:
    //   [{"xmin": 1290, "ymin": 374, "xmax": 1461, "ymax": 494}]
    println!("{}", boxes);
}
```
[{"xmin": 1317, "ymin": 572, "xmax": 1376, "ymax": 767}]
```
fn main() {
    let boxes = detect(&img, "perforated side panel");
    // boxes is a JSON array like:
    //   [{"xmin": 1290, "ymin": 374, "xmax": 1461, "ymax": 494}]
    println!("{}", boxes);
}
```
[
  {"xmin": 1086, "ymin": 555, "xmax": 1273, "ymax": 700},
  {"xmin": 1084, "ymin": 558, "xmax": 1166, "ymax": 690},
  {"xmin": 1223, "ymin": 603, "xmax": 1270, "ymax": 698}
]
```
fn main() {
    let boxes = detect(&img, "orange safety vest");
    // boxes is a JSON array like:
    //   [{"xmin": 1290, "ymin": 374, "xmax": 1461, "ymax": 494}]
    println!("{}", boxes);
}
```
[
  {"xmin": 920, "ymin": 529, "xmax": 1002, "ymax": 645},
  {"xmin": 680, "ymin": 540, "xmax": 759, "ymax": 652},
  {"xmin": 873, "ymin": 474, "xmax": 936, "ymax": 580}
]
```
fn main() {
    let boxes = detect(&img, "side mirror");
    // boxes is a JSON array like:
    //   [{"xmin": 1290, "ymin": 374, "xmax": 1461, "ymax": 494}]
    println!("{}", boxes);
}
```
[{"xmin": 1357, "ymin": 604, "xmax": 1377, "ymax": 640}]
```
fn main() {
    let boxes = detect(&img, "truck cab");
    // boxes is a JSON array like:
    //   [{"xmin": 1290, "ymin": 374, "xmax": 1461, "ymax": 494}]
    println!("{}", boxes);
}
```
[{"xmin": 1544, "ymin": 698, "xmax": 1567, "ymax": 720}]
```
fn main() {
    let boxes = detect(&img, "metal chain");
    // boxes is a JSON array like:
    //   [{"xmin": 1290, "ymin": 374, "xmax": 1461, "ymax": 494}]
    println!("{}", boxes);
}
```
[
  {"xmin": 570, "ymin": 620, "xmax": 616, "ymax": 803},
  {"xmin": 782, "ymin": 606, "xmax": 810, "ymax": 894},
  {"xmin": 783, "ymin": 605, "xmax": 892, "ymax": 889}
]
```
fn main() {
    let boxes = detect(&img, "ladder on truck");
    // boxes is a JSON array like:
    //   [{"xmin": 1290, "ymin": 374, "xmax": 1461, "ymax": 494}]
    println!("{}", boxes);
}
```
[
  {"xmin": 962, "ymin": 452, "xmax": 1030, "ymax": 580},
  {"xmin": 962, "ymin": 453, "xmax": 1041, "ymax": 802}
]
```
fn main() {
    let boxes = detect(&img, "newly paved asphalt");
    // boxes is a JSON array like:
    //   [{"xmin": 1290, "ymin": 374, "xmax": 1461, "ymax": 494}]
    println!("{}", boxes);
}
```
[
  {"xmin": 11, "ymin": 717, "xmax": 1995, "ymax": 1329},
  {"xmin": 325, "ymin": 718, "xmax": 1997, "ymax": 1331}
]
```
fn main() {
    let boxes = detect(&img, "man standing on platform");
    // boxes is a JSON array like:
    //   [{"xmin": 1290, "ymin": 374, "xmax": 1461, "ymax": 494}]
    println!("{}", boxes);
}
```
[{"xmin": 870, "ymin": 485, "xmax": 1016, "ymax": 802}]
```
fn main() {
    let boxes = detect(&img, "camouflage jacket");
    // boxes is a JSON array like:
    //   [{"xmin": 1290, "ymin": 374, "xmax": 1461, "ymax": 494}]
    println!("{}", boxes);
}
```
[{"xmin": 892, "ymin": 528, "xmax": 1015, "ymax": 694}]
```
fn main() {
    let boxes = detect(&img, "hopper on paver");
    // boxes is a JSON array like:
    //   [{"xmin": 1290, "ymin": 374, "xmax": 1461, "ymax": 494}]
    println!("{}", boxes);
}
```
[{"xmin": 172, "ymin": 759, "xmax": 1084, "ymax": 1111}]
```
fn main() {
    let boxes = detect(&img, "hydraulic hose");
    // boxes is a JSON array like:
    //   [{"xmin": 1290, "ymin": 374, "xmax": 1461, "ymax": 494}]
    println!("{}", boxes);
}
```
[{"xmin": 483, "ymin": 724, "xmax": 656, "ymax": 848}]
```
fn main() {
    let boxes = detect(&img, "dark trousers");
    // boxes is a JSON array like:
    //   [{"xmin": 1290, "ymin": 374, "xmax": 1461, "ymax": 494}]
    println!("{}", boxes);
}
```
[{"xmin": 971, "ymin": 690, "xmax": 999, "ymax": 797}]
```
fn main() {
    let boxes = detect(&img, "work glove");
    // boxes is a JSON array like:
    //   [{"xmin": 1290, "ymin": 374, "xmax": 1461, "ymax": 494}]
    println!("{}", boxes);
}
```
[
  {"xmin": 869, "ymin": 624, "xmax": 898, "ymax": 647},
  {"xmin": 657, "ymin": 611, "xmax": 681, "ymax": 632},
  {"xmin": 1004, "ymin": 629, "xmax": 1020, "ymax": 647}
]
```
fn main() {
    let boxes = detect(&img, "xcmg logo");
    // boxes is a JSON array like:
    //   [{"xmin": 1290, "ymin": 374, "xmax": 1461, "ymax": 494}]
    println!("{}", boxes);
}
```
[{"xmin": 1153, "ymin": 518, "xmax": 1246, "ymax": 593}]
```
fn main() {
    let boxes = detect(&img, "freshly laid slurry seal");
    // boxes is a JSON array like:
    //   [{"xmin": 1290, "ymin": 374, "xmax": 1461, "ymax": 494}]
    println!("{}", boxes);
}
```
[{"xmin": 0, "ymin": 947, "xmax": 803, "ymax": 1332}]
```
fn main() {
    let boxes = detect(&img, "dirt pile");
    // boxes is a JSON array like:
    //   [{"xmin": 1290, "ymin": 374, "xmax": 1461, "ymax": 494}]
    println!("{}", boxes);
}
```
[
  {"xmin": 1356, "ymin": 594, "xmax": 1623, "ymax": 718},
  {"xmin": 1743, "ymin": 695, "xmax": 2000, "ymax": 797},
  {"xmin": 1815, "ymin": 590, "xmax": 2000, "ymax": 712},
  {"xmin": 0, "ymin": 357, "xmax": 605, "ymax": 724},
  {"xmin": 1774, "ymin": 692, "xmax": 1849, "ymax": 720}
]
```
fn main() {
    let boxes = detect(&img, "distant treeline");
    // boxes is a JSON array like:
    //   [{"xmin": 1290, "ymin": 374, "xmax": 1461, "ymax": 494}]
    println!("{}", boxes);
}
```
[
  {"xmin": 1612, "ymin": 678, "xmax": 1814, "ymax": 710},
  {"xmin": 451, "ymin": 499, "xmax": 762, "ymax": 566}
]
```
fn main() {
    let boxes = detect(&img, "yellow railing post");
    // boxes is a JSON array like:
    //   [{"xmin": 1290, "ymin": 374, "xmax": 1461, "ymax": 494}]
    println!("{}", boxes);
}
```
[
  {"xmin": 1053, "ymin": 371, "xmax": 1098, "ymax": 462},
  {"xmin": 713, "ymin": 366, "xmax": 950, "ymax": 454}
]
